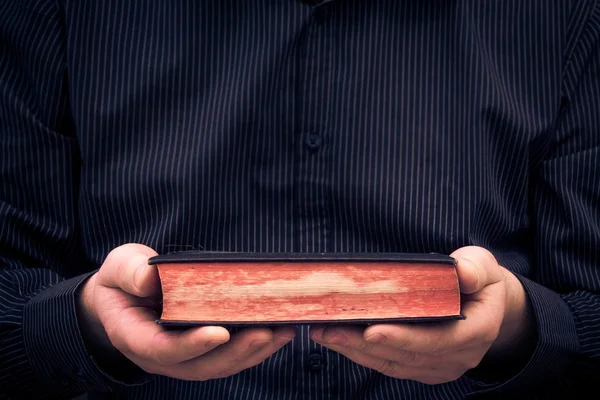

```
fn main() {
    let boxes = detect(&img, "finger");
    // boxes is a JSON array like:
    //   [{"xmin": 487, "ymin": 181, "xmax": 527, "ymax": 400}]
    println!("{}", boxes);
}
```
[
  {"xmin": 362, "ymin": 286, "xmax": 505, "ymax": 355},
  {"xmin": 455, "ymin": 280, "xmax": 506, "ymax": 347},
  {"xmin": 311, "ymin": 325, "xmax": 366, "ymax": 347},
  {"xmin": 96, "ymin": 243, "xmax": 160, "ymax": 297},
  {"xmin": 312, "ymin": 326, "xmax": 481, "ymax": 383},
  {"xmin": 164, "ymin": 326, "xmax": 296, "ymax": 380},
  {"xmin": 312, "ymin": 339, "xmax": 437, "ymax": 382},
  {"xmin": 311, "ymin": 326, "xmax": 428, "ymax": 367},
  {"xmin": 450, "ymin": 246, "xmax": 504, "ymax": 294},
  {"xmin": 361, "ymin": 322, "xmax": 459, "ymax": 354},
  {"xmin": 107, "ymin": 306, "xmax": 231, "ymax": 366}
]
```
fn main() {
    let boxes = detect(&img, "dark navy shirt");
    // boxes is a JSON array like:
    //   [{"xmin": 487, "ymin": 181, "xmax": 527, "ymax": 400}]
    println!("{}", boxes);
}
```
[{"xmin": 1, "ymin": 1, "xmax": 599, "ymax": 399}]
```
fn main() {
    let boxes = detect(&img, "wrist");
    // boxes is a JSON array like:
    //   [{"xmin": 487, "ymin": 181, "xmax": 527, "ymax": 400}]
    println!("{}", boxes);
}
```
[
  {"xmin": 466, "ymin": 268, "xmax": 536, "ymax": 382},
  {"xmin": 76, "ymin": 274, "xmax": 150, "ymax": 382},
  {"xmin": 76, "ymin": 274, "xmax": 120, "ymax": 359},
  {"xmin": 489, "ymin": 268, "xmax": 536, "ymax": 357}
]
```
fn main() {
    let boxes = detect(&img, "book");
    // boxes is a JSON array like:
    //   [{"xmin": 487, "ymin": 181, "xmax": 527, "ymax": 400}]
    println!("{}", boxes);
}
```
[{"xmin": 148, "ymin": 252, "xmax": 462, "ymax": 326}]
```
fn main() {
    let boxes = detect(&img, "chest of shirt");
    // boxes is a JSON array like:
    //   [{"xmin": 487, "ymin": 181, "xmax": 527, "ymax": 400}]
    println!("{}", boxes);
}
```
[{"xmin": 59, "ymin": 1, "xmax": 568, "ymax": 253}]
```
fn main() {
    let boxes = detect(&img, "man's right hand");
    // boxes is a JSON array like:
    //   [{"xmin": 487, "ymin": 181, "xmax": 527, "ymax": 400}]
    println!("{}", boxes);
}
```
[{"xmin": 77, "ymin": 243, "xmax": 295, "ymax": 380}]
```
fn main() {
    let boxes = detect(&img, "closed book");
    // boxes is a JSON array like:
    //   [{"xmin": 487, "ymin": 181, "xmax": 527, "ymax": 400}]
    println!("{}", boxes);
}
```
[{"xmin": 148, "ymin": 252, "xmax": 462, "ymax": 326}]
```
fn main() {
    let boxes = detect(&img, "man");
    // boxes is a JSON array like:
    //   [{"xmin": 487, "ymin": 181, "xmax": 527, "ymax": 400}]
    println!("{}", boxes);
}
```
[{"xmin": 1, "ymin": 1, "xmax": 598, "ymax": 399}]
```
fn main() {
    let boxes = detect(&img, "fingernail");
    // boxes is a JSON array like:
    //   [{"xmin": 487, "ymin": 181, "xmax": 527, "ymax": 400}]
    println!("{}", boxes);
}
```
[
  {"xmin": 325, "ymin": 333, "xmax": 347, "ymax": 345},
  {"xmin": 275, "ymin": 335, "xmax": 294, "ymax": 345},
  {"xmin": 249, "ymin": 339, "xmax": 270, "ymax": 351},
  {"xmin": 134, "ymin": 264, "xmax": 147, "ymax": 291},
  {"xmin": 310, "ymin": 328, "xmax": 324, "ymax": 341},
  {"xmin": 462, "ymin": 258, "xmax": 481, "ymax": 291},
  {"xmin": 278, "ymin": 331, "xmax": 296, "ymax": 341},
  {"xmin": 365, "ymin": 333, "xmax": 387, "ymax": 344}
]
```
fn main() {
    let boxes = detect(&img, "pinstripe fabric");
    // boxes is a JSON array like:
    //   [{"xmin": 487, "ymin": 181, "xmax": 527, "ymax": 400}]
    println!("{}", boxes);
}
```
[{"xmin": 1, "ymin": 0, "xmax": 599, "ymax": 399}]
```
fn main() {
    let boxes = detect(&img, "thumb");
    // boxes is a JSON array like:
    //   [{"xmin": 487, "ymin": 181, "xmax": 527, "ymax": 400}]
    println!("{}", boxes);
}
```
[
  {"xmin": 96, "ymin": 243, "xmax": 160, "ymax": 297},
  {"xmin": 450, "ymin": 246, "xmax": 503, "ymax": 294}
]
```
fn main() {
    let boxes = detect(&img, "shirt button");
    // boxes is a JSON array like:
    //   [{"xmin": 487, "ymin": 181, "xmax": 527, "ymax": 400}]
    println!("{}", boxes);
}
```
[
  {"xmin": 308, "ymin": 353, "xmax": 323, "ymax": 372},
  {"xmin": 304, "ymin": 132, "xmax": 322, "ymax": 152}
]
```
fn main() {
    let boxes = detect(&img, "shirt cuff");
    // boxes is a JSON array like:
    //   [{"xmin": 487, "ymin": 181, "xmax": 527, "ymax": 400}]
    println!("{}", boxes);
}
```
[
  {"xmin": 22, "ymin": 272, "xmax": 153, "ymax": 394},
  {"xmin": 467, "ymin": 274, "xmax": 579, "ymax": 397}
]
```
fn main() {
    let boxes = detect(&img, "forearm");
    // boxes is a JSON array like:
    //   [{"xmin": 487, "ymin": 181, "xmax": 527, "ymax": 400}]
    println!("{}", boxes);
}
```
[{"xmin": 0, "ymin": 269, "xmax": 107, "ymax": 399}]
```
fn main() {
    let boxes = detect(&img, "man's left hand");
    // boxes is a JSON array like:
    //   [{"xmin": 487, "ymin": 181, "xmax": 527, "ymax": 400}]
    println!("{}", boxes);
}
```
[{"xmin": 310, "ymin": 246, "xmax": 534, "ymax": 384}]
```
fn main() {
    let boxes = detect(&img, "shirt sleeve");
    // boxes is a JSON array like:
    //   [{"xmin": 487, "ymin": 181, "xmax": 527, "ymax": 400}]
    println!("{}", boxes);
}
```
[
  {"xmin": 470, "ymin": 3, "xmax": 600, "ymax": 397},
  {"xmin": 0, "ymin": 1, "xmax": 148, "ymax": 398}
]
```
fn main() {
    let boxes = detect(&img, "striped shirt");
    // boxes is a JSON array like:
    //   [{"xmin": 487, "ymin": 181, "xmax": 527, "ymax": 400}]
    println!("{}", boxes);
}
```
[{"xmin": 1, "ymin": 0, "xmax": 599, "ymax": 399}]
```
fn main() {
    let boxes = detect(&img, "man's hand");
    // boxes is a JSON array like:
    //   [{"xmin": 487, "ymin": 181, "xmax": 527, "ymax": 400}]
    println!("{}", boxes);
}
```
[
  {"xmin": 77, "ymin": 243, "xmax": 295, "ymax": 380},
  {"xmin": 309, "ymin": 246, "xmax": 535, "ymax": 384}
]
